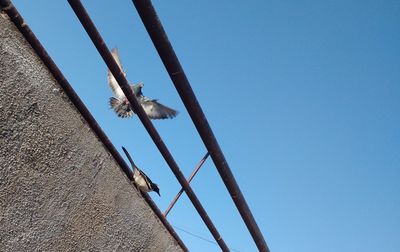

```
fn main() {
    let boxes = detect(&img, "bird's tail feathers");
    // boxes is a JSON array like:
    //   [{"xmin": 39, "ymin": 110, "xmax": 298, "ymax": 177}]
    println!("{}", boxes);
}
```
[
  {"xmin": 109, "ymin": 97, "xmax": 134, "ymax": 118},
  {"xmin": 121, "ymin": 146, "xmax": 137, "ymax": 169}
]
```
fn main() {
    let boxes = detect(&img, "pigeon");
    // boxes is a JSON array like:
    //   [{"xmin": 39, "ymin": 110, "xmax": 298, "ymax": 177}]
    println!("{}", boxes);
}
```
[
  {"xmin": 122, "ymin": 146, "xmax": 160, "ymax": 196},
  {"xmin": 107, "ymin": 48, "xmax": 178, "ymax": 119}
]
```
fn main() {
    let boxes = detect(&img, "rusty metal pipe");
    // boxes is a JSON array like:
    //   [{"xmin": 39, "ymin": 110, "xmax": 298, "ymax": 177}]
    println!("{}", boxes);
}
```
[
  {"xmin": 0, "ymin": 1, "xmax": 188, "ymax": 250},
  {"xmin": 164, "ymin": 152, "xmax": 209, "ymax": 217},
  {"xmin": 131, "ymin": 0, "xmax": 270, "ymax": 251},
  {"xmin": 67, "ymin": 0, "xmax": 229, "ymax": 251}
]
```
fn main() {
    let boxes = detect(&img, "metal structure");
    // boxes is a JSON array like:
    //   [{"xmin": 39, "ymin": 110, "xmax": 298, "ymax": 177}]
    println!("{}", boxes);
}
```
[
  {"xmin": 164, "ymin": 153, "xmax": 210, "ymax": 217},
  {"xmin": 2, "ymin": 0, "xmax": 270, "ymax": 250},
  {"xmin": 132, "ymin": 1, "xmax": 269, "ymax": 251},
  {"xmin": 67, "ymin": 0, "xmax": 229, "ymax": 251}
]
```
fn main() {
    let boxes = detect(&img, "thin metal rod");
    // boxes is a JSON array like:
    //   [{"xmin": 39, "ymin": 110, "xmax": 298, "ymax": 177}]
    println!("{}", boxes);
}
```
[
  {"xmin": 67, "ymin": 1, "xmax": 229, "ymax": 251},
  {"xmin": 131, "ymin": 1, "xmax": 270, "ymax": 251},
  {"xmin": 0, "ymin": 1, "xmax": 188, "ymax": 251},
  {"xmin": 164, "ymin": 152, "xmax": 209, "ymax": 217}
]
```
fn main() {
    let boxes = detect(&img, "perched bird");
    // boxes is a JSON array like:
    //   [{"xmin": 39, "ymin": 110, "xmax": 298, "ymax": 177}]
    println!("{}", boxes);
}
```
[
  {"xmin": 108, "ymin": 48, "xmax": 178, "ymax": 119},
  {"xmin": 122, "ymin": 146, "xmax": 160, "ymax": 196}
]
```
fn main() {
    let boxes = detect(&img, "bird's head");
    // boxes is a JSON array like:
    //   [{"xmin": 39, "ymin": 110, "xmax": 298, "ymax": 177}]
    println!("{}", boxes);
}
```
[
  {"xmin": 152, "ymin": 184, "xmax": 160, "ymax": 197},
  {"xmin": 132, "ymin": 82, "xmax": 144, "ymax": 96}
]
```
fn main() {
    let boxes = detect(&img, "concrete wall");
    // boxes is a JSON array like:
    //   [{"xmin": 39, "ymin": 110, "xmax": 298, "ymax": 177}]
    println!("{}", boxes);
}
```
[{"xmin": 0, "ymin": 13, "xmax": 183, "ymax": 252}]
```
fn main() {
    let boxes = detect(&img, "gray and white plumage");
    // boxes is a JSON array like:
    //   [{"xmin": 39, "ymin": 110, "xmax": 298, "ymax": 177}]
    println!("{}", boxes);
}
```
[
  {"xmin": 122, "ymin": 146, "xmax": 160, "ymax": 196},
  {"xmin": 108, "ymin": 48, "xmax": 178, "ymax": 119}
]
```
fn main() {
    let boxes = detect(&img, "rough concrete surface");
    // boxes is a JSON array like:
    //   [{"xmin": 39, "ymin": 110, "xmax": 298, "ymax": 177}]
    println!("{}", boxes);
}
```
[{"xmin": 0, "ymin": 13, "xmax": 183, "ymax": 252}]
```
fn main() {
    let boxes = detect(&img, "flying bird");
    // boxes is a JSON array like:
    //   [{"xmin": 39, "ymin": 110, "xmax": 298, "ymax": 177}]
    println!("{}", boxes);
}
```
[
  {"xmin": 122, "ymin": 146, "xmax": 160, "ymax": 196},
  {"xmin": 107, "ymin": 48, "xmax": 178, "ymax": 119}
]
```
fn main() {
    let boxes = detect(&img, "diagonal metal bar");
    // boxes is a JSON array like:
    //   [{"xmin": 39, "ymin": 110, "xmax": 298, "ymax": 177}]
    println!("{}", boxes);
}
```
[
  {"xmin": 67, "ymin": 0, "xmax": 229, "ymax": 251},
  {"xmin": 164, "ymin": 152, "xmax": 209, "ymax": 218},
  {"xmin": 131, "ymin": 0, "xmax": 270, "ymax": 251},
  {"xmin": 0, "ymin": 1, "xmax": 188, "ymax": 250}
]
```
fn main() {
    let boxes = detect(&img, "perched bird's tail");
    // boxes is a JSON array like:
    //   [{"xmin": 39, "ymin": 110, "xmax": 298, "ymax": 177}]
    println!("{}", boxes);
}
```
[
  {"xmin": 109, "ymin": 97, "xmax": 134, "ymax": 118},
  {"xmin": 122, "ymin": 146, "xmax": 137, "ymax": 169}
]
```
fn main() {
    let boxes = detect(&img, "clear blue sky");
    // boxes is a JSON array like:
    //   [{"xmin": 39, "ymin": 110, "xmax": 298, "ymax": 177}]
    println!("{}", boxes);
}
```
[{"xmin": 12, "ymin": 1, "xmax": 400, "ymax": 251}]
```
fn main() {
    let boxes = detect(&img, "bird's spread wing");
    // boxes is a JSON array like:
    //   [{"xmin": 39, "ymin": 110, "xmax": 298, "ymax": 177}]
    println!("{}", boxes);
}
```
[
  {"xmin": 107, "ymin": 48, "xmax": 126, "ymax": 99},
  {"xmin": 141, "ymin": 98, "xmax": 178, "ymax": 119}
]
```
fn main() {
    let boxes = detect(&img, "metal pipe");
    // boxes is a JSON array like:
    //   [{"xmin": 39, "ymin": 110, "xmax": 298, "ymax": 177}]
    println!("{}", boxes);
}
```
[
  {"xmin": 0, "ymin": 1, "xmax": 188, "ymax": 250},
  {"xmin": 131, "ymin": 0, "xmax": 270, "ymax": 251},
  {"xmin": 164, "ymin": 152, "xmax": 209, "ymax": 217},
  {"xmin": 67, "ymin": 1, "xmax": 229, "ymax": 251}
]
